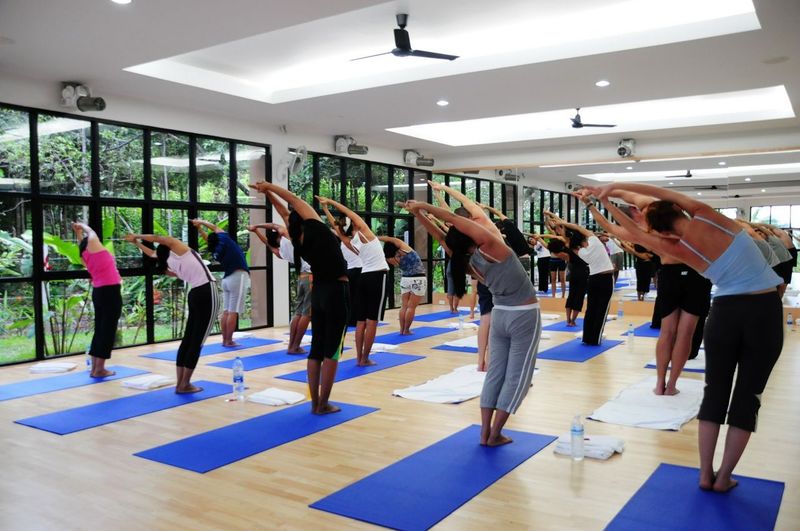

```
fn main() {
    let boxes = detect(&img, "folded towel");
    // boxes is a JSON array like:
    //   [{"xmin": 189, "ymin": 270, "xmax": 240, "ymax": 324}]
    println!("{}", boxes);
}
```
[
  {"xmin": 232, "ymin": 331, "xmax": 253, "ymax": 339},
  {"xmin": 541, "ymin": 313, "xmax": 560, "ymax": 320},
  {"xmin": 369, "ymin": 343, "xmax": 399, "ymax": 351},
  {"xmin": 445, "ymin": 322, "xmax": 479, "ymax": 329},
  {"xmin": 647, "ymin": 350, "xmax": 705, "ymax": 372},
  {"xmin": 575, "ymin": 332, "xmax": 606, "ymax": 339},
  {"xmin": 588, "ymin": 376, "xmax": 704, "ymax": 430},
  {"xmin": 247, "ymin": 387, "xmax": 305, "ymax": 406},
  {"xmin": 553, "ymin": 433, "xmax": 626, "ymax": 460},
  {"xmin": 30, "ymin": 362, "xmax": 77, "ymax": 374},
  {"xmin": 393, "ymin": 364, "xmax": 538, "ymax": 404},
  {"xmin": 122, "ymin": 374, "xmax": 176, "ymax": 390}
]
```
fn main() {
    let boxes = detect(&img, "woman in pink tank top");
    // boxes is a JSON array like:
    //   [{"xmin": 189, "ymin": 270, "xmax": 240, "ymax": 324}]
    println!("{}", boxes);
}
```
[{"xmin": 73, "ymin": 222, "xmax": 122, "ymax": 378}]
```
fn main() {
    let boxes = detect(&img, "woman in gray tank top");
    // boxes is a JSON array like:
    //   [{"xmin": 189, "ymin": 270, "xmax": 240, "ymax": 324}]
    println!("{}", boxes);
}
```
[{"xmin": 405, "ymin": 199, "xmax": 540, "ymax": 447}]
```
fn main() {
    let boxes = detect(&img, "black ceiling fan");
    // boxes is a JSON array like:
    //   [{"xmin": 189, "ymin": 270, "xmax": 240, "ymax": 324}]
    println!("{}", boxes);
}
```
[
  {"xmin": 570, "ymin": 108, "xmax": 616, "ymax": 128},
  {"xmin": 351, "ymin": 14, "xmax": 459, "ymax": 62},
  {"xmin": 664, "ymin": 170, "xmax": 693, "ymax": 179}
]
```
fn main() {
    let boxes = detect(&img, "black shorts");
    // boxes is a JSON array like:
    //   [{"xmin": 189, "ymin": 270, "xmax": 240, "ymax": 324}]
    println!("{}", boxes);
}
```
[
  {"xmin": 549, "ymin": 258, "xmax": 567, "ymax": 272},
  {"xmin": 657, "ymin": 264, "xmax": 712, "ymax": 317},
  {"xmin": 635, "ymin": 260, "xmax": 654, "ymax": 293},
  {"xmin": 357, "ymin": 270, "xmax": 387, "ymax": 321},
  {"xmin": 310, "ymin": 280, "xmax": 349, "ymax": 362},
  {"xmin": 477, "ymin": 281, "xmax": 493, "ymax": 316},
  {"xmin": 790, "ymin": 247, "xmax": 798, "ymax": 268}
]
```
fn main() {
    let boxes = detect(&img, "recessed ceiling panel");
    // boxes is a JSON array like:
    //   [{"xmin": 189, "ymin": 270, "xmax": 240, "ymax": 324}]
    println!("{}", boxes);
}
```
[{"xmin": 125, "ymin": 0, "xmax": 760, "ymax": 104}]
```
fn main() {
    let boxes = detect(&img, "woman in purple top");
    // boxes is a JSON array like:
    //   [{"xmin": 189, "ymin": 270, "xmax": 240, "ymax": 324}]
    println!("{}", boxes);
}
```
[
  {"xmin": 126, "ymin": 233, "xmax": 218, "ymax": 394},
  {"xmin": 73, "ymin": 222, "xmax": 122, "ymax": 378}
]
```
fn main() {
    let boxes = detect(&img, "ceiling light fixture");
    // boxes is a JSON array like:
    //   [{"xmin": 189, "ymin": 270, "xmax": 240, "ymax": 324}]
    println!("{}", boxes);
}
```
[
  {"xmin": 718, "ymin": 161, "xmax": 726, "ymax": 166},
  {"xmin": 669, "ymin": 182, "xmax": 674, "ymax": 185},
  {"xmin": 595, "ymin": 80, "xmax": 611, "ymax": 88},
  {"xmin": 111, "ymin": 0, "xmax": 132, "ymax": 4},
  {"xmin": 745, "ymin": 177, "xmax": 752, "ymax": 181},
  {"xmin": 697, "ymin": 192, "xmax": 702, "ymax": 196},
  {"xmin": 761, "ymin": 189, "xmax": 766, "ymax": 192},
  {"xmin": 436, "ymin": 99, "xmax": 449, "ymax": 107},
  {"xmin": 626, "ymin": 166, "xmax": 633, "ymax": 170},
  {"xmin": 579, "ymin": 161, "xmax": 800, "ymax": 183}
]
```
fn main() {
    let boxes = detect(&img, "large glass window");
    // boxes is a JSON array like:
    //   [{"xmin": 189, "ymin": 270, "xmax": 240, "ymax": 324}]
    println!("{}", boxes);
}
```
[
  {"xmin": 235, "ymin": 145, "xmax": 267, "ymax": 205},
  {"xmin": 371, "ymin": 164, "xmax": 390, "ymax": 213},
  {"xmin": 99, "ymin": 124, "xmax": 144, "ymax": 199},
  {"xmin": 151, "ymin": 132, "xmax": 190, "ymax": 202},
  {"xmin": 102, "ymin": 206, "xmax": 143, "ymax": 270},
  {"xmin": 0, "ymin": 108, "xmax": 31, "ymax": 192},
  {"xmin": 289, "ymin": 151, "xmax": 313, "ymax": 206},
  {"xmin": 196, "ymin": 138, "xmax": 231, "ymax": 204},
  {"xmin": 0, "ymin": 281, "xmax": 35, "ymax": 363},
  {"xmin": 318, "ymin": 156, "xmax": 341, "ymax": 200},
  {"xmin": 0, "ymin": 196, "xmax": 33, "ymax": 276},
  {"xmin": 38, "ymin": 115, "xmax": 92, "ymax": 196},
  {"xmin": 392, "ymin": 168, "xmax": 410, "ymax": 213},
  {"xmin": 42, "ymin": 203, "xmax": 90, "ymax": 271},
  {"xmin": 345, "ymin": 160, "xmax": 366, "ymax": 211}
]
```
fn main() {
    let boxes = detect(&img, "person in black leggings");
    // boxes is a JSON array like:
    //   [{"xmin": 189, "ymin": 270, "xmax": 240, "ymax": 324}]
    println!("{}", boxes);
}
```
[
  {"xmin": 592, "ymin": 181, "xmax": 783, "ymax": 494},
  {"xmin": 73, "ymin": 222, "xmax": 122, "ymax": 378},
  {"xmin": 127, "ymin": 233, "xmax": 218, "ymax": 394},
  {"xmin": 253, "ymin": 182, "xmax": 349, "ymax": 415}
]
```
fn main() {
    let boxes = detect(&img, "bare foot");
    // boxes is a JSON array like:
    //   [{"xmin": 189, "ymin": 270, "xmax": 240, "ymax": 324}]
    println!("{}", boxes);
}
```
[
  {"xmin": 486, "ymin": 434, "xmax": 514, "ymax": 447},
  {"xmin": 699, "ymin": 471, "xmax": 716, "ymax": 491},
  {"xmin": 223, "ymin": 341, "xmax": 241, "ymax": 347},
  {"xmin": 91, "ymin": 369, "xmax": 116, "ymax": 378},
  {"xmin": 315, "ymin": 404, "xmax": 341, "ymax": 415},
  {"xmin": 175, "ymin": 385, "xmax": 203, "ymax": 394},
  {"xmin": 713, "ymin": 477, "xmax": 738, "ymax": 493},
  {"xmin": 357, "ymin": 359, "xmax": 377, "ymax": 367},
  {"xmin": 664, "ymin": 386, "xmax": 681, "ymax": 396},
  {"xmin": 653, "ymin": 382, "xmax": 666, "ymax": 395},
  {"xmin": 286, "ymin": 348, "xmax": 306, "ymax": 354}
]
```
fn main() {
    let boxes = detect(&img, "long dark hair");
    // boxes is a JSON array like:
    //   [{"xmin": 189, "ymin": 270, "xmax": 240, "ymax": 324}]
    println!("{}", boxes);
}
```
[
  {"xmin": 567, "ymin": 229, "xmax": 586, "ymax": 250},
  {"xmin": 265, "ymin": 229, "xmax": 282, "ymax": 249},
  {"xmin": 288, "ymin": 210, "xmax": 304, "ymax": 270},
  {"xmin": 445, "ymin": 227, "xmax": 474, "ymax": 297},
  {"xmin": 206, "ymin": 232, "xmax": 219, "ymax": 254},
  {"xmin": 155, "ymin": 244, "xmax": 171, "ymax": 274},
  {"xmin": 383, "ymin": 241, "xmax": 400, "ymax": 260},
  {"xmin": 337, "ymin": 214, "xmax": 354, "ymax": 237}
]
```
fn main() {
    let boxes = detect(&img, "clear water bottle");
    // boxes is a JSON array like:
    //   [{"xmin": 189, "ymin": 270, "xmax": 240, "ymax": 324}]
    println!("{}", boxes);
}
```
[
  {"xmin": 571, "ymin": 415, "xmax": 584, "ymax": 461},
  {"xmin": 458, "ymin": 314, "xmax": 465, "ymax": 330},
  {"xmin": 787, "ymin": 313, "xmax": 793, "ymax": 331},
  {"xmin": 627, "ymin": 323, "xmax": 635, "ymax": 351},
  {"xmin": 232, "ymin": 357, "xmax": 245, "ymax": 401},
  {"xmin": 85, "ymin": 350, "xmax": 91, "ymax": 372},
  {"xmin": 617, "ymin": 300, "xmax": 624, "ymax": 319}
]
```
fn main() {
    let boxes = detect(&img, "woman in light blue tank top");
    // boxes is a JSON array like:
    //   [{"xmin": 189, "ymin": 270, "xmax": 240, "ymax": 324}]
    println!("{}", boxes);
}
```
[
  {"xmin": 404, "ymin": 196, "xmax": 540, "ymax": 449},
  {"xmin": 586, "ymin": 182, "xmax": 783, "ymax": 494}
]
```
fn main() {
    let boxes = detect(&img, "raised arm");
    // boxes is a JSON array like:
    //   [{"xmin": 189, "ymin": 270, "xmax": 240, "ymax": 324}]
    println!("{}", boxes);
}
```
[
  {"xmin": 591, "ymin": 183, "xmax": 710, "ymax": 217},
  {"xmin": 190, "ymin": 218, "xmax": 223, "ymax": 242},
  {"xmin": 479, "ymin": 202, "xmax": 507, "ymax": 221},
  {"xmin": 320, "ymin": 202, "xmax": 348, "ymax": 241},
  {"xmin": 72, "ymin": 222, "xmax": 105, "ymax": 253},
  {"xmin": 250, "ymin": 223, "xmax": 288, "ymax": 238},
  {"xmin": 574, "ymin": 194, "xmax": 638, "ymax": 241},
  {"xmin": 600, "ymin": 198, "xmax": 687, "ymax": 261},
  {"xmin": 265, "ymin": 190, "xmax": 291, "ymax": 225},
  {"xmin": 251, "ymin": 182, "xmax": 319, "ymax": 222},
  {"xmin": 378, "ymin": 235, "xmax": 412, "ymax": 253},
  {"xmin": 317, "ymin": 196, "xmax": 373, "ymax": 240},
  {"xmin": 409, "ymin": 202, "xmax": 510, "ymax": 261},
  {"xmin": 428, "ymin": 181, "xmax": 503, "ymax": 238},
  {"xmin": 554, "ymin": 219, "xmax": 593, "ymax": 238},
  {"xmin": 125, "ymin": 233, "xmax": 190, "ymax": 255}
]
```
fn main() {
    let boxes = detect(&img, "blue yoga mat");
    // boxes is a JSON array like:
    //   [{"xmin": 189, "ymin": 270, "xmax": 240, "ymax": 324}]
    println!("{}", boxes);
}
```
[
  {"xmin": 135, "ymin": 401, "xmax": 378, "ymax": 473},
  {"xmin": 622, "ymin": 323, "xmax": 660, "ymax": 338},
  {"xmin": 207, "ymin": 347, "xmax": 351, "ymax": 371},
  {"xmin": 277, "ymin": 352, "xmax": 424, "ymax": 383},
  {"xmin": 606, "ymin": 463, "xmax": 784, "ymax": 531},
  {"xmin": 141, "ymin": 337, "xmax": 282, "ymax": 361},
  {"xmin": 543, "ymin": 319, "xmax": 584, "ymax": 332},
  {"xmin": 15, "ymin": 381, "xmax": 230, "ymax": 435},
  {"xmin": 434, "ymin": 345, "xmax": 478, "ymax": 354},
  {"xmin": 538, "ymin": 338, "xmax": 623, "ymax": 362},
  {"xmin": 311, "ymin": 425, "xmax": 556, "ymax": 530},
  {"xmin": 413, "ymin": 309, "xmax": 470, "ymax": 322},
  {"xmin": 0, "ymin": 366, "xmax": 149, "ymax": 402},
  {"xmin": 374, "ymin": 326, "xmax": 452, "ymax": 345}
]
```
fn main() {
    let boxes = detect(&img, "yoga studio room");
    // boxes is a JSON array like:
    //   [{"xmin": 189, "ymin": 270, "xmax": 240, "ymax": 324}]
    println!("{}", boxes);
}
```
[{"xmin": 2, "ymin": 1, "xmax": 800, "ymax": 529}]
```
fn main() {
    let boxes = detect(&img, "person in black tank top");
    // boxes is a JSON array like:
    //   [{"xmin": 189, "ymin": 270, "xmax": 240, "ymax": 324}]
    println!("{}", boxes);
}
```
[{"xmin": 252, "ymin": 182, "xmax": 349, "ymax": 416}]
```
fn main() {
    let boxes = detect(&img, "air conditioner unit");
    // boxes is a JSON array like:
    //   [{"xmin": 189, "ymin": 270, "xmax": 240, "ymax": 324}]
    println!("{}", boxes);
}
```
[{"xmin": 565, "ymin": 182, "xmax": 579, "ymax": 192}]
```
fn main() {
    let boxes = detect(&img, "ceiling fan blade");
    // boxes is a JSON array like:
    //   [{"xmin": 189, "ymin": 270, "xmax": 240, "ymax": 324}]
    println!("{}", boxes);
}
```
[
  {"xmin": 394, "ymin": 28, "xmax": 411, "ymax": 50},
  {"xmin": 581, "ymin": 123, "xmax": 616, "ymax": 128},
  {"xmin": 350, "ymin": 51, "xmax": 392, "ymax": 61},
  {"xmin": 409, "ymin": 49, "xmax": 459, "ymax": 61}
]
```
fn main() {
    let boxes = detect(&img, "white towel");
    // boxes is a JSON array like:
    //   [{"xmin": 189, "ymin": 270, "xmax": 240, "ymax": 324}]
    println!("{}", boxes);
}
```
[
  {"xmin": 541, "ymin": 313, "xmax": 560, "ymax": 320},
  {"xmin": 443, "ymin": 334, "xmax": 550, "ymax": 349},
  {"xmin": 30, "ymin": 361, "xmax": 77, "ymax": 373},
  {"xmin": 575, "ymin": 332, "xmax": 606, "ymax": 339},
  {"xmin": 122, "ymin": 374, "xmax": 176, "ymax": 390},
  {"xmin": 445, "ymin": 322, "xmax": 479, "ymax": 329},
  {"xmin": 588, "ymin": 376, "xmax": 704, "ymax": 430},
  {"xmin": 647, "ymin": 350, "xmax": 705, "ymax": 372},
  {"xmin": 393, "ymin": 364, "xmax": 538, "ymax": 404},
  {"xmin": 370, "ymin": 343, "xmax": 399, "ymax": 351},
  {"xmin": 283, "ymin": 334, "xmax": 312, "ymax": 346},
  {"xmin": 232, "ymin": 331, "xmax": 253, "ymax": 339},
  {"xmin": 553, "ymin": 434, "xmax": 626, "ymax": 460},
  {"xmin": 247, "ymin": 387, "xmax": 305, "ymax": 406},
  {"xmin": 623, "ymin": 292, "xmax": 657, "ymax": 300}
]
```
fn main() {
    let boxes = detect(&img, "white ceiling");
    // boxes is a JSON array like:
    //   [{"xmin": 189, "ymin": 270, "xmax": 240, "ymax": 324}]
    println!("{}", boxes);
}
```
[{"xmin": 1, "ymin": 0, "xmax": 799, "ymax": 198}]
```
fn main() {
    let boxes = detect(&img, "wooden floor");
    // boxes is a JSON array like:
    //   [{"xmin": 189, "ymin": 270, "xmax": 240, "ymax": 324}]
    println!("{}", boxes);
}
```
[{"xmin": 1, "ymin": 288, "xmax": 798, "ymax": 530}]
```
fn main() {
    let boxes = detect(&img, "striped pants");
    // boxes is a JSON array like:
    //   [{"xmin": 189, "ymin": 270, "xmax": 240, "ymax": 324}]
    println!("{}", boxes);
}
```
[{"xmin": 176, "ymin": 282, "xmax": 219, "ymax": 369}]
